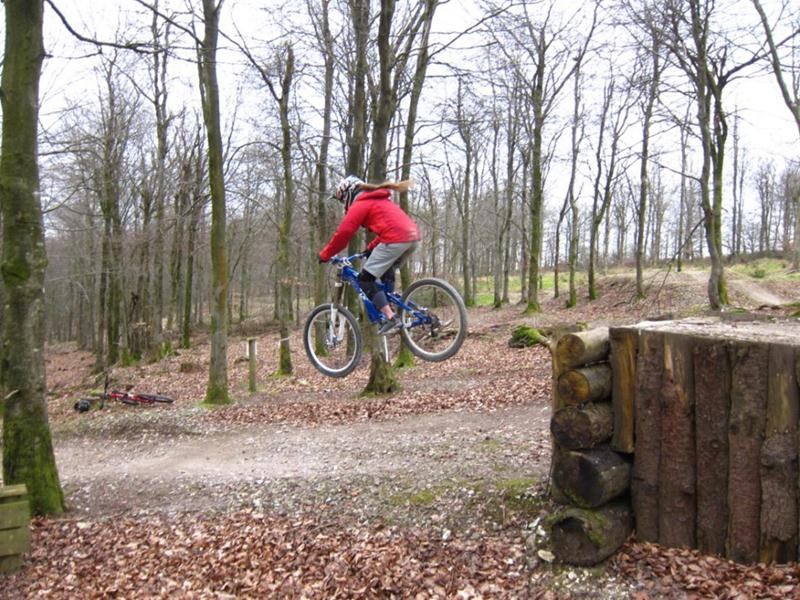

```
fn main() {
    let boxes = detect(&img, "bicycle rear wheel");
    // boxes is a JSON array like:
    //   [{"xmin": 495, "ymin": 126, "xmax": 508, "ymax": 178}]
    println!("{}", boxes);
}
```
[
  {"xmin": 399, "ymin": 278, "xmax": 467, "ymax": 362},
  {"xmin": 303, "ymin": 303, "xmax": 363, "ymax": 377}
]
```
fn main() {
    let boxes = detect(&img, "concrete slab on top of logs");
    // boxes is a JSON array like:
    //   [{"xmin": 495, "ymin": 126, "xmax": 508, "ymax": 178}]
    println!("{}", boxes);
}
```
[{"xmin": 613, "ymin": 316, "xmax": 800, "ymax": 565}]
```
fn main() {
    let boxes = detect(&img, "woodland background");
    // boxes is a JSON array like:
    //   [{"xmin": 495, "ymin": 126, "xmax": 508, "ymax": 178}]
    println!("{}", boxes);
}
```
[{"xmin": 9, "ymin": 0, "xmax": 798, "ymax": 374}]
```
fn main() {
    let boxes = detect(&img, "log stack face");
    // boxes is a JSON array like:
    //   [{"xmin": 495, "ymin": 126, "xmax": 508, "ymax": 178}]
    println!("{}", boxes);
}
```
[
  {"xmin": 548, "ymin": 328, "xmax": 633, "ymax": 566},
  {"xmin": 610, "ymin": 318, "xmax": 800, "ymax": 564}
]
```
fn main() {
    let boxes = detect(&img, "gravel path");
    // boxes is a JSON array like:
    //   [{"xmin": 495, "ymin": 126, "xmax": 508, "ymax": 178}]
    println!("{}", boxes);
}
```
[{"xmin": 58, "ymin": 402, "xmax": 553, "ymax": 526}]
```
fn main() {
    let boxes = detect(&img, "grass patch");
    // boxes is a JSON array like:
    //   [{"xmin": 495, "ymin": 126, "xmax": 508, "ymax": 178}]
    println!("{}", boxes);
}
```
[
  {"xmin": 388, "ymin": 482, "xmax": 456, "ymax": 507},
  {"xmin": 729, "ymin": 257, "xmax": 791, "ymax": 280},
  {"xmin": 477, "ymin": 438, "xmax": 504, "ymax": 453}
]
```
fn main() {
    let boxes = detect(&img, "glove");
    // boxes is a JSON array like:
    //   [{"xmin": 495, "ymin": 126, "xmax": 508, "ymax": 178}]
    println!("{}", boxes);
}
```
[
  {"xmin": 318, "ymin": 253, "xmax": 328, "ymax": 264},
  {"xmin": 362, "ymin": 248, "xmax": 372, "ymax": 259}
]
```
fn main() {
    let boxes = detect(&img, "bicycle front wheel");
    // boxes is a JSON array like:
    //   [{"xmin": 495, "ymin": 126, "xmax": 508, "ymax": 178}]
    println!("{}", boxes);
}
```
[
  {"xmin": 303, "ymin": 303, "xmax": 363, "ymax": 377},
  {"xmin": 399, "ymin": 278, "xmax": 467, "ymax": 362}
]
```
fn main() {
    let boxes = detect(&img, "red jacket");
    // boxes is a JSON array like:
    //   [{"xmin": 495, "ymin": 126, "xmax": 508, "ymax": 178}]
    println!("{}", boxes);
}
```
[{"xmin": 319, "ymin": 188, "xmax": 420, "ymax": 261}]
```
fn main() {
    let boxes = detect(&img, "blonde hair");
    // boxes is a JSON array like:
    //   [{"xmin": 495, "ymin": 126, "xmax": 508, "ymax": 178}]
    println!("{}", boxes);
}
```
[{"xmin": 360, "ymin": 179, "xmax": 415, "ymax": 194}]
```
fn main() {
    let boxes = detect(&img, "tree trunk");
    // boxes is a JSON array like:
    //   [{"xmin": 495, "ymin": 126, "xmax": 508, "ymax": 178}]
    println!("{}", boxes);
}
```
[
  {"xmin": 636, "ymin": 33, "xmax": 661, "ymax": 297},
  {"xmin": 182, "ymin": 191, "xmax": 202, "ymax": 349},
  {"xmin": 0, "ymin": 0, "xmax": 64, "ymax": 516},
  {"xmin": 200, "ymin": 0, "xmax": 230, "ymax": 405},
  {"xmin": 275, "ymin": 46, "xmax": 296, "ymax": 376}
]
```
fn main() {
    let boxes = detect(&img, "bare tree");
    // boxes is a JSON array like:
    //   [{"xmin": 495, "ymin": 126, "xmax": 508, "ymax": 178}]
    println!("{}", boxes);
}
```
[
  {"xmin": 661, "ymin": 0, "xmax": 763, "ymax": 308},
  {"xmin": 751, "ymin": 0, "xmax": 800, "ymax": 267}
]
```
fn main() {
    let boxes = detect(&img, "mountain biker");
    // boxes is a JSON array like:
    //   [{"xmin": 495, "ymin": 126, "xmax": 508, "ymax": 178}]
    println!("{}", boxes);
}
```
[{"xmin": 319, "ymin": 175, "xmax": 420, "ymax": 335}]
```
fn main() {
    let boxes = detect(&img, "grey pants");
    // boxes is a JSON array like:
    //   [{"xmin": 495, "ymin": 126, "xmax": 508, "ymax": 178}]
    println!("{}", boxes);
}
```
[
  {"xmin": 361, "ymin": 242, "xmax": 417, "ymax": 310},
  {"xmin": 363, "ymin": 241, "xmax": 417, "ymax": 280}
]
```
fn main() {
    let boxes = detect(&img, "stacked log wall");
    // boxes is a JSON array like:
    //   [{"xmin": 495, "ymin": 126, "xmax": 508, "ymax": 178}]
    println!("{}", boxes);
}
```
[
  {"xmin": 548, "ymin": 329, "xmax": 633, "ymax": 566},
  {"xmin": 608, "ymin": 318, "xmax": 800, "ymax": 564}
]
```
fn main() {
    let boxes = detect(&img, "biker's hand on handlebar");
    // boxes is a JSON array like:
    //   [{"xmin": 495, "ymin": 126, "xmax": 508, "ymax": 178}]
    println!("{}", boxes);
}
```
[
  {"xmin": 362, "ymin": 248, "xmax": 372, "ymax": 259},
  {"xmin": 318, "ymin": 253, "xmax": 329, "ymax": 264}
]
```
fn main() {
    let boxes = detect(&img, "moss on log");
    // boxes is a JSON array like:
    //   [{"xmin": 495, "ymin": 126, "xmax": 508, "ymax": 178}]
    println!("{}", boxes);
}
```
[{"xmin": 549, "ymin": 502, "xmax": 633, "ymax": 566}]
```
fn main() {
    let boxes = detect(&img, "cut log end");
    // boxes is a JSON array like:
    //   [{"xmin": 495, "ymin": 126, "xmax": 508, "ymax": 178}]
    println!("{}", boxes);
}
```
[
  {"xmin": 556, "ymin": 328, "xmax": 610, "ymax": 369},
  {"xmin": 550, "ymin": 403, "xmax": 613, "ymax": 450}
]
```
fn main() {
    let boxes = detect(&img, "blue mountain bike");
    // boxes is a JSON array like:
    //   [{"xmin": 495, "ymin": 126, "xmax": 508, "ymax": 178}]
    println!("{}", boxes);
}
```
[{"xmin": 303, "ymin": 253, "xmax": 468, "ymax": 377}]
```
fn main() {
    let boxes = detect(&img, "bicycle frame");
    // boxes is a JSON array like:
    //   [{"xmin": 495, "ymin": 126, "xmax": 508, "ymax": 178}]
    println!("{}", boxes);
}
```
[{"xmin": 330, "ymin": 255, "xmax": 431, "ymax": 328}]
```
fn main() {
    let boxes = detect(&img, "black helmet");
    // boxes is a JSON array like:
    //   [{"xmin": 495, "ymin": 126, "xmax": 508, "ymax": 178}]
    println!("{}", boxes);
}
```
[{"xmin": 74, "ymin": 399, "xmax": 91, "ymax": 413}]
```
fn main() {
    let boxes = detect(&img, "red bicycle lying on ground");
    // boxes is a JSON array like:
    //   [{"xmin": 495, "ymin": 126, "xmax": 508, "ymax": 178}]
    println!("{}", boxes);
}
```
[{"xmin": 74, "ymin": 374, "xmax": 174, "ymax": 412}]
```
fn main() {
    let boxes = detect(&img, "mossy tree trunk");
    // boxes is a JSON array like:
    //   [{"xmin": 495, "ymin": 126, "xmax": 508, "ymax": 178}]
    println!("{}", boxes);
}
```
[
  {"xmin": 199, "ymin": 0, "xmax": 231, "ymax": 405},
  {"xmin": 0, "ymin": 0, "xmax": 64, "ymax": 516},
  {"xmin": 361, "ymin": 0, "xmax": 433, "ymax": 393},
  {"xmin": 363, "ymin": 0, "xmax": 400, "ymax": 394}
]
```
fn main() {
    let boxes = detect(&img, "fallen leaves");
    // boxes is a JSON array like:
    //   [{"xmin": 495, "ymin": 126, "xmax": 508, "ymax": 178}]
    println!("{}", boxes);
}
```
[
  {"xmin": 4, "ymin": 512, "xmax": 536, "ymax": 599},
  {"xmin": 611, "ymin": 541, "xmax": 800, "ymax": 599}
]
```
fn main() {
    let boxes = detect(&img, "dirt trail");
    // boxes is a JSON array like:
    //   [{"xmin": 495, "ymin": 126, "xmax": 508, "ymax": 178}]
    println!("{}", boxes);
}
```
[
  {"xmin": 682, "ymin": 269, "xmax": 790, "ymax": 306},
  {"xmin": 57, "ymin": 403, "xmax": 552, "ymax": 519}
]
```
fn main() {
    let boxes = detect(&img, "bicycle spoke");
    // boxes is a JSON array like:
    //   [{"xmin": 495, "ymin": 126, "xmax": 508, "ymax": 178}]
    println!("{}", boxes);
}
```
[
  {"xmin": 304, "ymin": 304, "xmax": 362, "ymax": 377},
  {"xmin": 399, "ymin": 279, "xmax": 467, "ymax": 362}
]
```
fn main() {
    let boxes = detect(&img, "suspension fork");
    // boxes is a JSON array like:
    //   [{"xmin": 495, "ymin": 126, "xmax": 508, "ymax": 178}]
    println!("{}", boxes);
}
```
[{"xmin": 328, "ymin": 276, "xmax": 345, "ymax": 341}]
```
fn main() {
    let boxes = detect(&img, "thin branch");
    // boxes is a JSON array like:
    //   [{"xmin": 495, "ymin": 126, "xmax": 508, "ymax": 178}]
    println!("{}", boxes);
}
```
[{"xmin": 46, "ymin": 0, "xmax": 154, "ymax": 53}]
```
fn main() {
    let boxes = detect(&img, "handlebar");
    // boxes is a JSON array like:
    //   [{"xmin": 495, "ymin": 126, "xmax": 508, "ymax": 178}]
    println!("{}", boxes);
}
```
[{"xmin": 329, "ymin": 252, "xmax": 368, "ymax": 266}]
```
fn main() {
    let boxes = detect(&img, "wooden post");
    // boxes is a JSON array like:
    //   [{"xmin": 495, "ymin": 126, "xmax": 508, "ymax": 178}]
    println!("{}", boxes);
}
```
[
  {"xmin": 609, "ymin": 327, "xmax": 637, "ymax": 453},
  {"xmin": 760, "ymin": 343, "xmax": 799, "ymax": 563},
  {"xmin": 247, "ymin": 338, "xmax": 257, "ymax": 393},
  {"xmin": 631, "ymin": 330, "xmax": 663, "ymax": 542},
  {"xmin": 727, "ymin": 341, "xmax": 769, "ymax": 563},
  {"xmin": 658, "ymin": 332, "xmax": 696, "ymax": 549},
  {"xmin": 694, "ymin": 337, "xmax": 731, "ymax": 556},
  {"xmin": 0, "ymin": 484, "xmax": 31, "ymax": 574}
]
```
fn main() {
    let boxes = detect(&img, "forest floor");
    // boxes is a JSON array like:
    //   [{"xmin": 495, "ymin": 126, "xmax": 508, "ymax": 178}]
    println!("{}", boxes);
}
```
[{"xmin": 3, "ymin": 265, "xmax": 800, "ymax": 598}]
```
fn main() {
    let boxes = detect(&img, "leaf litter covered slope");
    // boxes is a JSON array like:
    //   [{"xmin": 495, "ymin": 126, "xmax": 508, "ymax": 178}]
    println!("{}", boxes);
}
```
[{"xmin": 6, "ymin": 270, "xmax": 800, "ymax": 598}]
